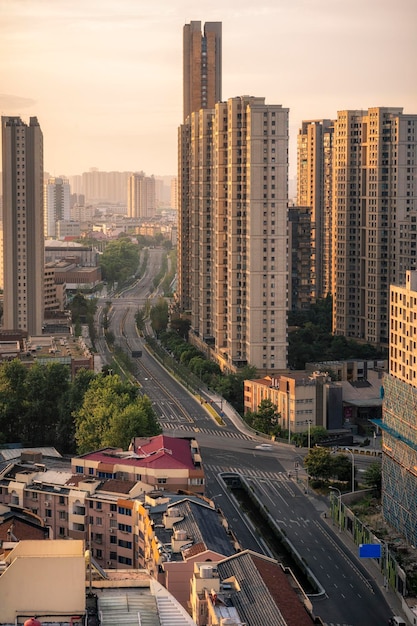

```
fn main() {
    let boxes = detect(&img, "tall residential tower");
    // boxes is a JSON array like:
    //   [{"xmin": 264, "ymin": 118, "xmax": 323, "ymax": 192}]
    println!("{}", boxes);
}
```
[
  {"xmin": 332, "ymin": 107, "xmax": 417, "ymax": 346},
  {"xmin": 2, "ymin": 116, "xmax": 44, "ymax": 335},
  {"xmin": 183, "ymin": 21, "xmax": 222, "ymax": 123},
  {"xmin": 178, "ymin": 20, "xmax": 222, "ymax": 315},
  {"xmin": 179, "ymin": 96, "xmax": 289, "ymax": 372}
]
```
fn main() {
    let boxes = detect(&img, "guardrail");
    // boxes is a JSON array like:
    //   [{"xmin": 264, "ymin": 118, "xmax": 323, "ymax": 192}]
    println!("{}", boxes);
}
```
[{"xmin": 334, "ymin": 446, "xmax": 382, "ymax": 457}]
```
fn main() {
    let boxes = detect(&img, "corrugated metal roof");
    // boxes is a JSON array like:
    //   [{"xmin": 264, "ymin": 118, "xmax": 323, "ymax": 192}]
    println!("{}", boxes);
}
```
[
  {"xmin": 0, "ymin": 447, "xmax": 62, "ymax": 461},
  {"xmin": 174, "ymin": 500, "xmax": 235, "ymax": 557},
  {"xmin": 98, "ymin": 584, "xmax": 197, "ymax": 626}
]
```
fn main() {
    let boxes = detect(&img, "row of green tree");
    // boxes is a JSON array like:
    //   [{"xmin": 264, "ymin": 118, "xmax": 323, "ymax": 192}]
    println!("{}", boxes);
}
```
[
  {"xmin": 0, "ymin": 360, "xmax": 161, "ymax": 454},
  {"xmin": 69, "ymin": 293, "xmax": 97, "ymax": 341},
  {"xmin": 153, "ymin": 328, "xmax": 256, "ymax": 415}
]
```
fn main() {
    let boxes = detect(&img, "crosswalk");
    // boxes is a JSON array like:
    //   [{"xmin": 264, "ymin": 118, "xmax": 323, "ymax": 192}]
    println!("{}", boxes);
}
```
[
  {"xmin": 205, "ymin": 463, "xmax": 290, "ymax": 482},
  {"xmin": 162, "ymin": 422, "xmax": 253, "ymax": 440}
]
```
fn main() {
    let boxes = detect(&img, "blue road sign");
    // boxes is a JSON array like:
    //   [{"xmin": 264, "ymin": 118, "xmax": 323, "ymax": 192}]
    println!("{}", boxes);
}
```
[{"xmin": 359, "ymin": 543, "xmax": 382, "ymax": 558}]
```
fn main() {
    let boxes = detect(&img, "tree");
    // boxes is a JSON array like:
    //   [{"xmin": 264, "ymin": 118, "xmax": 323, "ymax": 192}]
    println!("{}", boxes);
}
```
[
  {"xmin": 304, "ymin": 447, "xmax": 334, "ymax": 481},
  {"xmin": 150, "ymin": 298, "xmax": 169, "ymax": 337},
  {"xmin": 256, "ymin": 399, "xmax": 281, "ymax": 433},
  {"xmin": 170, "ymin": 316, "xmax": 191, "ymax": 339},
  {"xmin": 57, "ymin": 368, "xmax": 97, "ymax": 453},
  {"xmin": 99, "ymin": 239, "xmax": 140, "ymax": 287},
  {"xmin": 363, "ymin": 462, "xmax": 382, "ymax": 495},
  {"xmin": 135, "ymin": 307, "xmax": 146, "ymax": 332},
  {"xmin": 0, "ymin": 359, "xmax": 28, "ymax": 441},
  {"xmin": 107, "ymin": 396, "xmax": 161, "ymax": 449},
  {"xmin": 331, "ymin": 454, "xmax": 352, "ymax": 483},
  {"xmin": 23, "ymin": 362, "xmax": 71, "ymax": 445},
  {"xmin": 74, "ymin": 374, "xmax": 161, "ymax": 453}
]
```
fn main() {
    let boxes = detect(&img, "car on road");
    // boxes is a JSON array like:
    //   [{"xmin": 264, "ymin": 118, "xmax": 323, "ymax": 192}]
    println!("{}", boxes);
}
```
[{"xmin": 255, "ymin": 443, "xmax": 273, "ymax": 450}]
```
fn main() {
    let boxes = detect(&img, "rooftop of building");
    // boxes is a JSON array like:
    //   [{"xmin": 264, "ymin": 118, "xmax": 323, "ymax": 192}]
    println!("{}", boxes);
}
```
[
  {"xmin": 79, "ymin": 435, "xmax": 198, "ymax": 471},
  {"xmin": 214, "ymin": 550, "xmax": 315, "ymax": 626},
  {"xmin": 92, "ymin": 575, "xmax": 197, "ymax": 626},
  {"xmin": 0, "ymin": 507, "xmax": 49, "ymax": 544},
  {"xmin": 166, "ymin": 499, "xmax": 235, "ymax": 560}
]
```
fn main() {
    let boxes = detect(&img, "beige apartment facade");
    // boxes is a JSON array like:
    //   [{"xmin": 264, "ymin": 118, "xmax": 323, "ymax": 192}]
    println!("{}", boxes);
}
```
[
  {"xmin": 127, "ymin": 172, "xmax": 156, "ymax": 219},
  {"xmin": 179, "ymin": 96, "xmax": 289, "ymax": 373},
  {"xmin": 244, "ymin": 372, "xmax": 331, "ymax": 434},
  {"xmin": 332, "ymin": 107, "xmax": 417, "ymax": 346}
]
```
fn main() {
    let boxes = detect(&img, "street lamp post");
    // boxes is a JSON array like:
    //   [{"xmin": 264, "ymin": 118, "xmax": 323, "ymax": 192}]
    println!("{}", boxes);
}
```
[
  {"xmin": 329, "ymin": 486, "xmax": 342, "ymax": 532},
  {"xmin": 344, "ymin": 447, "xmax": 355, "ymax": 493},
  {"xmin": 307, "ymin": 419, "xmax": 312, "ymax": 450}
]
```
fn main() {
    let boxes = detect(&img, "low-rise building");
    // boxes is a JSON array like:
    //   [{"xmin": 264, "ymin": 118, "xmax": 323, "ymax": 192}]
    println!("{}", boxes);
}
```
[
  {"xmin": 0, "ymin": 436, "xmax": 205, "ymax": 572},
  {"xmin": 245, "ymin": 360, "xmax": 387, "ymax": 435},
  {"xmin": 74, "ymin": 435, "xmax": 204, "ymax": 496},
  {"xmin": 0, "ymin": 539, "xmax": 86, "ymax": 625},
  {"xmin": 244, "ymin": 371, "xmax": 341, "ymax": 433},
  {"xmin": 136, "ymin": 492, "xmax": 235, "ymax": 608}
]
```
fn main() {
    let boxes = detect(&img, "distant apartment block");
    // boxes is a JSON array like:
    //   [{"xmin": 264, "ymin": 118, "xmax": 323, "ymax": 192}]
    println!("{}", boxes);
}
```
[
  {"xmin": 2, "ymin": 116, "xmax": 45, "ymax": 335},
  {"xmin": 178, "ymin": 96, "xmax": 289, "ymax": 373},
  {"xmin": 332, "ymin": 107, "xmax": 417, "ymax": 346},
  {"xmin": 44, "ymin": 176, "xmax": 70, "ymax": 238},
  {"xmin": 297, "ymin": 120, "xmax": 334, "ymax": 301},
  {"xmin": 55, "ymin": 219, "xmax": 81, "ymax": 239},
  {"xmin": 127, "ymin": 172, "xmax": 156, "ymax": 218},
  {"xmin": 170, "ymin": 177, "xmax": 178, "ymax": 210},
  {"xmin": 81, "ymin": 168, "xmax": 132, "ymax": 204},
  {"xmin": 380, "ymin": 270, "xmax": 417, "ymax": 546},
  {"xmin": 183, "ymin": 21, "xmax": 222, "ymax": 122}
]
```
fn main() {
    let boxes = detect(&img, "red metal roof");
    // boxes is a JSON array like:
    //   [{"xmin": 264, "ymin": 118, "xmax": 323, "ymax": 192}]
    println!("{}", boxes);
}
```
[{"xmin": 79, "ymin": 435, "xmax": 195, "ymax": 471}]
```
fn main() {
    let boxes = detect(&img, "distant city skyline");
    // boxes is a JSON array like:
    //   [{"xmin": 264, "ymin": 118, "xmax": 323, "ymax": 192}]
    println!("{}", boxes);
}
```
[{"xmin": 1, "ymin": 0, "xmax": 415, "ymax": 178}]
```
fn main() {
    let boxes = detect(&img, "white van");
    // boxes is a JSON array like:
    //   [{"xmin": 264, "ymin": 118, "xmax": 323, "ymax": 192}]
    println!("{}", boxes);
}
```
[{"xmin": 389, "ymin": 616, "xmax": 406, "ymax": 626}]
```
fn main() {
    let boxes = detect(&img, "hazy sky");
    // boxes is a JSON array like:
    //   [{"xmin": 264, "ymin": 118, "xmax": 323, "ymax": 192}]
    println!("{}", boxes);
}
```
[{"xmin": 1, "ymin": 0, "xmax": 416, "ymax": 179}]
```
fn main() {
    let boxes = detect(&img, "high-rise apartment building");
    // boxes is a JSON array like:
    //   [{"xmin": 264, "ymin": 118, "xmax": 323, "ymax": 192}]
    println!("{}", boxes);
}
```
[
  {"xmin": 380, "ymin": 270, "xmax": 417, "ymax": 546},
  {"xmin": 288, "ymin": 206, "xmax": 313, "ymax": 310},
  {"xmin": 332, "ymin": 107, "xmax": 417, "ymax": 346},
  {"xmin": 183, "ymin": 21, "xmax": 222, "ymax": 122},
  {"xmin": 127, "ymin": 172, "xmax": 156, "ymax": 218},
  {"xmin": 297, "ymin": 120, "xmax": 334, "ymax": 301},
  {"xmin": 178, "ymin": 20, "xmax": 222, "ymax": 317},
  {"xmin": 44, "ymin": 176, "xmax": 70, "ymax": 238},
  {"xmin": 179, "ymin": 96, "xmax": 288, "ymax": 372},
  {"xmin": 2, "ymin": 116, "xmax": 44, "ymax": 334}
]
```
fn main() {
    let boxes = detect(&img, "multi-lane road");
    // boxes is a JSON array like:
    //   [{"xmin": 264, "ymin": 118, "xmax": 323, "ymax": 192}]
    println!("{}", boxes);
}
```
[{"xmin": 97, "ymin": 248, "xmax": 393, "ymax": 626}]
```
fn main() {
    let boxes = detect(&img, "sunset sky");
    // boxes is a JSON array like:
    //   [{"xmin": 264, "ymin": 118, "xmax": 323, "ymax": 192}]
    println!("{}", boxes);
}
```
[{"xmin": 1, "ymin": 0, "xmax": 416, "ymax": 179}]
